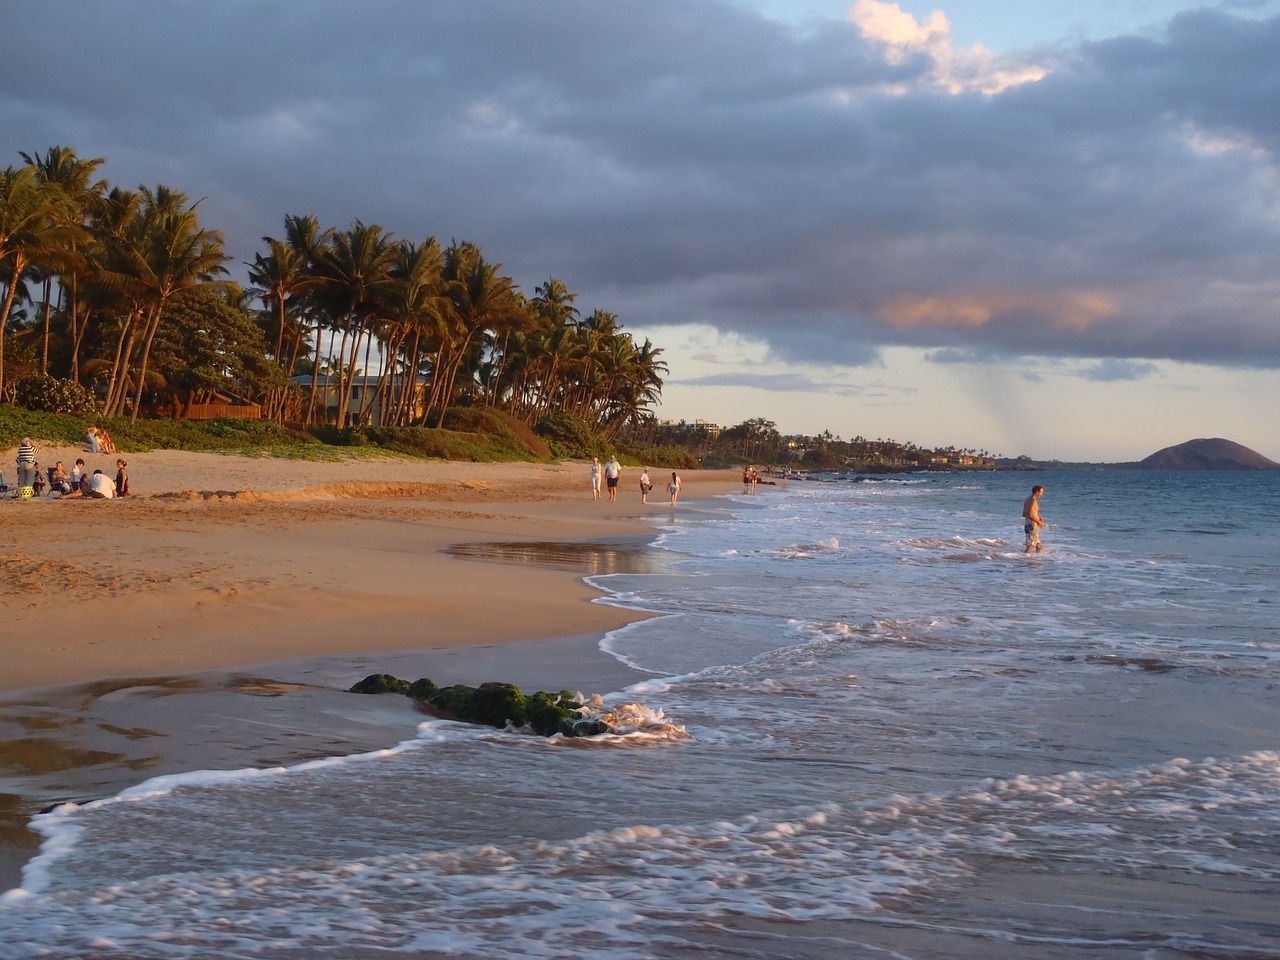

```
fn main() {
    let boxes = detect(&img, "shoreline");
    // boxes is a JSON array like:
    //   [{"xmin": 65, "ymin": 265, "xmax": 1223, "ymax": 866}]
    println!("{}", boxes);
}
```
[{"xmin": 0, "ymin": 453, "xmax": 742, "ymax": 893}]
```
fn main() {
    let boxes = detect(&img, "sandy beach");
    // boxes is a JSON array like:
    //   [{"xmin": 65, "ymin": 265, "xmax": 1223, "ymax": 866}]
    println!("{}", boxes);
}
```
[{"xmin": 0, "ymin": 447, "xmax": 740, "ymax": 891}]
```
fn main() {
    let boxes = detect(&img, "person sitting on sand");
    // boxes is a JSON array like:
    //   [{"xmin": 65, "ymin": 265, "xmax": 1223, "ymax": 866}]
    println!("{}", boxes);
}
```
[
  {"xmin": 49, "ymin": 461, "xmax": 73, "ymax": 495},
  {"xmin": 115, "ymin": 459, "xmax": 132, "ymax": 498},
  {"xmin": 70, "ymin": 458, "xmax": 87, "ymax": 486},
  {"xmin": 86, "ymin": 469, "xmax": 116, "ymax": 499},
  {"xmin": 98, "ymin": 429, "xmax": 116, "ymax": 454},
  {"xmin": 59, "ymin": 469, "xmax": 94, "ymax": 499}
]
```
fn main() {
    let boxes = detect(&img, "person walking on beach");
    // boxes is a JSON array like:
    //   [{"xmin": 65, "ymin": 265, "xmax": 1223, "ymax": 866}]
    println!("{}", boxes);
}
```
[
  {"xmin": 668, "ymin": 471, "xmax": 682, "ymax": 506},
  {"xmin": 639, "ymin": 467, "xmax": 653, "ymax": 504},
  {"xmin": 604, "ymin": 455, "xmax": 621, "ymax": 501},
  {"xmin": 590, "ymin": 457, "xmax": 602, "ymax": 500},
  {"xmin": 1022, "ymin": 484, "xmax": 1046, "ymax": 554}
]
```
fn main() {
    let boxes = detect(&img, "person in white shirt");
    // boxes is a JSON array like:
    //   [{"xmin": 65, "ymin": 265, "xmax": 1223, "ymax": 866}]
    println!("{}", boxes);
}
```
[
  {"xmin": 604, "ymin": 456, "xmax": 621, "ymax": 502},
  {"xmin": 87, "ymin": 470, "xmax": 116, "ymax": 499}
]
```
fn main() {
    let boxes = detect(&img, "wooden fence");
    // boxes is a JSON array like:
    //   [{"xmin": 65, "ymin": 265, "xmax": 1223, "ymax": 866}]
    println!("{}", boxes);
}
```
[{"xmin": 183, "ymin": 402, "xmax": 262, "ymax": 421}]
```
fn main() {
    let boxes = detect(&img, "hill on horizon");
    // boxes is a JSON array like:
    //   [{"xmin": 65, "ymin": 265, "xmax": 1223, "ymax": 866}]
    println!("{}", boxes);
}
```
[{"xmin": 1131, "ymin": 438, "xmax": 1279, "ymax": 470}]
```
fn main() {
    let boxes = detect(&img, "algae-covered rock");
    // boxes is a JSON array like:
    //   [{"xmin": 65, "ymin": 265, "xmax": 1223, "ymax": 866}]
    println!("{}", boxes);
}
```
[
  {"xmin": 349, "ymin": 673, "xmax": 412, "ymax": 695},
  {"xmin": 423, "ymin": 681, "xmax": 529, "ymax": 729},
  {"xmin": 526, "ymin": 690, "xmax": 607, "ymax": 737},
  {"xmin": 347, "ymin": 673, "xmax": 607, "ymax": 737},
  {"xmin": 407, "ymin": 677, "xmax": 439, "ymax": 700}
]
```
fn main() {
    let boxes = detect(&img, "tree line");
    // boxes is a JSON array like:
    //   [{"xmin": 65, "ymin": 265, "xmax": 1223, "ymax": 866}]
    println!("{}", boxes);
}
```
[
  {"xmin": 0, "ymin": 146, "xmax": 667, "ymax": 437},
  {"xmin": 655, "ymin": 418, "xmax": 999, "ymax": 471}
]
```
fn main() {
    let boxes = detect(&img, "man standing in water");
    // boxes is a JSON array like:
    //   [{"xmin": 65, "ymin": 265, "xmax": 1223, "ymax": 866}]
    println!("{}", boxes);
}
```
[{"xmin": 1022, "ymin": 484, "xmax": 1046, "ymax": 554}]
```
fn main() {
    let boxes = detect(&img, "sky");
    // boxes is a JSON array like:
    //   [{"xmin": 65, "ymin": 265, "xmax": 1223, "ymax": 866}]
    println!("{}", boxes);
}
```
[{"xmin": 4, "ymin": 0, "xmax": 1280, "ymax": 462}]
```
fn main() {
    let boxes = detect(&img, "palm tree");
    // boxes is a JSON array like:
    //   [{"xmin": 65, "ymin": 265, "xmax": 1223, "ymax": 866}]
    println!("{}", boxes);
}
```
[
  {"xmin": 19, "ymin": 146, "xmax": 106, "ymax": 378},
  {"xmin": 247, "ymin": 214, "xmax": 333, "ymax": 420},
  {"xmin": 312, "ymin": 221, "xmax": 397, "ymax": 425},
  {"xmin": 430, "ymin": 242, "xmax": 523, "ymax": 427},
  {"xmin": 94, "ymin": 185, "xmax": 230, "ymax": 419},
  {"xmin": 0, "ymin": 164, "xmax": 75, "ymax": 397},
  {"xmin": 380, "ymin": 237, "xmax": 446, "ymax": 425}
]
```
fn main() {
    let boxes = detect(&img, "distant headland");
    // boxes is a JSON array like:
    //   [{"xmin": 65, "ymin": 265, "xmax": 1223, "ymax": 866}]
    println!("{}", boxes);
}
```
[{"xmin": 1125, "ymin": 438, "xmax": 1279, "ymax": 471}]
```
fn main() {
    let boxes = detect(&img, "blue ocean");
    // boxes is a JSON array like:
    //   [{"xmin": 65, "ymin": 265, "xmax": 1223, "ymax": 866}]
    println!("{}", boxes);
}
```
[{"xmin": 3, "ymin": 469, "xmax": 1279, "ymax": 959}]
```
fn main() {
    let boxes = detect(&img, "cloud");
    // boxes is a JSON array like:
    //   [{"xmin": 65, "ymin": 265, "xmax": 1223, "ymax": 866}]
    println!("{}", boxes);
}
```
[
  {"xmin": 1082, "ymin": 358, "xmax": 1160, "ymax": 381},
  {"xmin": 847, "ymin": 0, "xmax": 1048, "ymax": 94},
  {"xmin": 3, "ymin": 0, "xmax": 1279, "ymax": 373},
  {"xmin": 673, "ymin": 370, "xmax": 873, "ymax": 396}
]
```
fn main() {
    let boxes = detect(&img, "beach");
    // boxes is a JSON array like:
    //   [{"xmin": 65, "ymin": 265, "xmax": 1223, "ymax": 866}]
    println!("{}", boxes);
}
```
[
  {"xmin": 3, "ymin": 462, "xmax": 1277, "ymax": 958},
  {"xmin": 0, "ymin": 449, "xmax": 739, "ymax": 894}
]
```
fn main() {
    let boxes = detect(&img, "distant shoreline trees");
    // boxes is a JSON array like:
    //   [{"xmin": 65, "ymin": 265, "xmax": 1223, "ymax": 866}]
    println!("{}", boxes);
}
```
[{"xmin": 0, "ymin": 145, "xmax": 667, "ymax": 438}]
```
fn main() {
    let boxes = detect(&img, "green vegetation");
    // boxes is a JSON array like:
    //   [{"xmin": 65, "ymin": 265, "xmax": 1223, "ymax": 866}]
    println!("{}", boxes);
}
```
[
  {"xmin": 0, "ymin": 403, "xmax": 560, "ymax": 462},
  {"xmin": 652, "ymin": 418, "xmax": 1000, "ymax": 472},
  {"xmin": 1, "ymin": 146, "xmax": 667, "ymax": 453}
]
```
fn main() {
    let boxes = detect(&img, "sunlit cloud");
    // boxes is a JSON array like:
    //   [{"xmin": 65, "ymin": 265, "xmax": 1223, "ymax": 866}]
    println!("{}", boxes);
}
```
[
  {"xmin": 876, "ymin": 290, "xmax": 1120, "ymax": 332},
  {"xmin": 847, "ymin": 0, "xmax": 1047, "ymax": 94}
]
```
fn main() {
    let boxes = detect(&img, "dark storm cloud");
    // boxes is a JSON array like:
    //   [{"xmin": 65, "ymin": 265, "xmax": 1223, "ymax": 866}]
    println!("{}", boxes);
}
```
[{"xmin": 5, "ymin": 1, "xmax": 1279, "ymax": 367}]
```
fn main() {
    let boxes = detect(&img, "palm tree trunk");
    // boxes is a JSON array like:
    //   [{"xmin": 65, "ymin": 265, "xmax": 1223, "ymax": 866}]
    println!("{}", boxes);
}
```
[
  {"xmin": 0, "ymin": 252, "xmax": 30, "ymax": 398},
  {"xmin": 103, "ymin": 312, "xmax": 139, "ymax": 417},
  {"xmin": 40, "ymin": 277, "xmax": 53, "ymax": 375},
  {"xmin": 129, "ymin": 303, "xmax": 166, "ymax": 422},
  {"xmin": 307, "ymin": 325, "xmax": 323, "ymax": 425}
]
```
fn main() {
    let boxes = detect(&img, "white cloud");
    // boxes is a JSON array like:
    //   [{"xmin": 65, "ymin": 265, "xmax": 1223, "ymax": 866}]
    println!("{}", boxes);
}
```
[{"xmin": 847, "ymin": 0, "xmax": 1047, "ymax": 93}]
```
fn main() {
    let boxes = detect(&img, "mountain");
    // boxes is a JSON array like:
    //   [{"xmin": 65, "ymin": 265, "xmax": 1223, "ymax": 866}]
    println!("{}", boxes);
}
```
[{"xmin": 1133, "ymin": 438, "xmax": 1279, "ymax": 471}]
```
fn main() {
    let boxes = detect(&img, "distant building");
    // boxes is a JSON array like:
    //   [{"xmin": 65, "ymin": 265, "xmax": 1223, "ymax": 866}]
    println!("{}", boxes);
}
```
[{"xmin": 291, "ymin": 374, "xmax": 430, "ymax": 426}]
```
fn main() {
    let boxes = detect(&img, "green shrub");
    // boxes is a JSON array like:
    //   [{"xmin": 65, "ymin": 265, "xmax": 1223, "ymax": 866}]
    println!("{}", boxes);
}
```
[
  {"xmin": 623, "ymin": 445, "xmax": 702, "ymax": 470},
  {"xmin": 14, "ymin": 376, "xmax": 99, "ymax": 415},
  {"xmin": 444, "ymin": 407, "xmax": 551, "ymax": 459},
  {"xmin": 535, "ymin": 412, "xmax": 608, "ymax": 460}
]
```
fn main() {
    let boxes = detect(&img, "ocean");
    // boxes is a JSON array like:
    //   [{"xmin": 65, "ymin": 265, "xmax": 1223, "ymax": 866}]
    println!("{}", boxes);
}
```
[{"xmin": 2, "ymin": 468, "xmax": 1279, "ymax": 959}]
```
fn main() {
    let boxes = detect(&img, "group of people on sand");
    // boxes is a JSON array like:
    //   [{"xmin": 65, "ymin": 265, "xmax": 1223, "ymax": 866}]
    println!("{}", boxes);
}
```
[
  {"xmin": 590, "ymin": 456, "xmax": 681, "ymax": 505},
  {"xmin": 9, "ymin": 437, "xmax": 130, "ymax": 500},
  {"xmin": 84, "ymin": 425, "xmax": 116, "ymax": 454},
  {"xmin": 57, "ymin": 457, "xmax": 131, "ymax": 500}
]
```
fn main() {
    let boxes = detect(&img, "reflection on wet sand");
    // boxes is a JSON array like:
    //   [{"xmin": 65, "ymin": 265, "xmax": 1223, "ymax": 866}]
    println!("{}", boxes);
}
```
[
  {"xmin": 0, "ymin": 672, "xmax": 424, "ymax": 891},
  {"xmin": 445, "ymin": 539, "xmax": 674, "ymax": 577}
]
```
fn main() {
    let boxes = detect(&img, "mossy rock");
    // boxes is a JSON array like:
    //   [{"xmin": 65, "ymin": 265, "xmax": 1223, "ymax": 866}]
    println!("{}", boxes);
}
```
[
  {"xmin": 349, "ymin": 673, "xmax": 412, "ymax": 695},
  {"xmin": 407, "ymin": 677, "xmax": 439, "ymax": 700},
  {"xmin": 348, "ymin": 673, "xmax": 606, "ymax": 737}
]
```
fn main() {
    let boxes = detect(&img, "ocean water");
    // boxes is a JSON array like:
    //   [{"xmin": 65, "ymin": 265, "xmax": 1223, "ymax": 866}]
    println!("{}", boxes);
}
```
[{"xmin": 3, "ymin": 469, "xmax": 1279, "ymax": 959}]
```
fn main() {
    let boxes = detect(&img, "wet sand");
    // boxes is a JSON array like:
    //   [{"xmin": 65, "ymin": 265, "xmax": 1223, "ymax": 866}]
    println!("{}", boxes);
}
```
[{"xmin": 0, "ymin": 448, "xmax": 742, "ymax": 891}]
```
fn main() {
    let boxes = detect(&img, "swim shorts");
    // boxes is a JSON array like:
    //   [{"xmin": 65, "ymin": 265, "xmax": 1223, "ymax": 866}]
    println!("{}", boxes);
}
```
[{"xmin": 1024, "ymin": 522, "xmax": 1040, "ymax": 549}]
